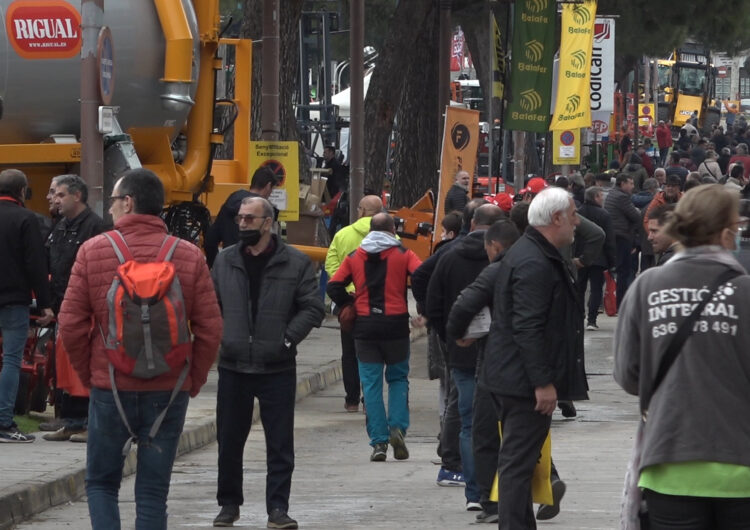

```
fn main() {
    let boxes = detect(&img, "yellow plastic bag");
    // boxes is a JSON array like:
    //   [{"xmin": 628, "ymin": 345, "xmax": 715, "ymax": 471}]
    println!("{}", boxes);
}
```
[{"xmin": 489, "ymin": 422, "xmax": 553, "ymax": 505}]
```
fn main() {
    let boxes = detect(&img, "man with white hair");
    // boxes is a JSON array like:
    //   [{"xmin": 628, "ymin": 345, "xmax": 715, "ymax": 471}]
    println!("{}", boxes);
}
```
[{"xmin": 478, "ymin": 187, "xmax": 589, "ymax": 529}]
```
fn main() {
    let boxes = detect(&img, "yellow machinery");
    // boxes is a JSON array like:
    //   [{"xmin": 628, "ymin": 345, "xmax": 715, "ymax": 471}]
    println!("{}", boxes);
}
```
[{"xmin": 0, "ymin": 0, "xmax": 262, "ymax": 249}]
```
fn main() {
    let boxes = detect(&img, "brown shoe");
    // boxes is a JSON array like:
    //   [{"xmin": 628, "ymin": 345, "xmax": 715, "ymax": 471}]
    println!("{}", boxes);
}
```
[
  {"xmin": 39, "ymin": 418, "xmax": 67, "ymax": 432},
  {"xmin": 345, "ymin": 403, "xmax": 359, "ymax": 413},
  {"xmin": 43, "ymin": 427, "xmax": 83, "ymax": 441},
  {"xmin": 69, "ymin": 430, "xmax": 88, "ymax": 443}
]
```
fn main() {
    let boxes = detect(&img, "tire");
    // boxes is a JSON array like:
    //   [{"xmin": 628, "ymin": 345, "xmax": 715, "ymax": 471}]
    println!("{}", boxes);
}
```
[
  {"xmin": 29, "ymin": 366, "xmax": 48, "ymax": 413},
  {"xmin": 702, "ymin": 107, "xmax": 721, "ymax": 135},
  {"xmin": 657, "ymin": 102, "xmax": 671, "ymax": 124},
  {"xmin": 14, "ymin": 371, "xmax": 30, "ymax": 416}
]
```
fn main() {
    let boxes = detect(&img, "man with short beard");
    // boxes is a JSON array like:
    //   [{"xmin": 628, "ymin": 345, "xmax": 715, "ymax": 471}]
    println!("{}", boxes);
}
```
[{"xmin": 445, "ymin": 170, "xmax": 471, "ymax": 213}]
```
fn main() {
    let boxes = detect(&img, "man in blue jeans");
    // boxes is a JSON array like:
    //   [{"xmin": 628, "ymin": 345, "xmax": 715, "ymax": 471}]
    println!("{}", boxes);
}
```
[
  {"xmin": 0, "ymin": 169, "xmax": 54, "ymax": 443},
  {"xmin": 59, "ymin": 169, "xmax": 222, "ymax": 529},
  {"xmin": 327, "ymin": 213, "xmax": 422, "ymax": 462},
  {"xmin": 426, "ymin": 204, "xmax": 504, "ymax": 512}
]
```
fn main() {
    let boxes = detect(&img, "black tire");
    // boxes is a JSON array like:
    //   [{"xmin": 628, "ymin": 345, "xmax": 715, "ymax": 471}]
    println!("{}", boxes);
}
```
[
  {"xmin": 657, "ymin": 102, "xmax": 671, "ymax": 124},
  {"xmin": 702, "ymin": 107, "xmax": 721, "ymax": 135},
  {"xmin": 14, "ymin": 371, "xmax": 30, "ymax": 416},
  {"xmin": 29, "ymin": 366, "xmax": 47, "ymax": 413}
]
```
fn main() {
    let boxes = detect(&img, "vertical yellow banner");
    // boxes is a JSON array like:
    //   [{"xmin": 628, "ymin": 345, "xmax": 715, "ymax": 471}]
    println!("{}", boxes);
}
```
[
  {"xmin": 549, "ymin": 0, "xmax": 598, "ymax": 130},
  {"xmin": 433, "ymin": 106, "xmax": 480, "ymax": 249}
]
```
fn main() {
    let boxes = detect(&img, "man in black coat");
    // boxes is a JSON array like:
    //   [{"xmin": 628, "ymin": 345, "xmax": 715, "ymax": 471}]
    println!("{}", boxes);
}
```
[
  {"xmin": 444, "ymin": 170, "xmax": 471, "ymax": 214},
  {"xmin": 603, "ymin": 174, "xmax": 641, "ymax": 309},
  {"xmin": 480, "ymin": 187, "xmax": 588, "ymax": 530},
  {"xmin": 576, "ymin": 186, "xmax": 616, "ymax": 330},
  {"xmin": 0, "ymin": 169, "xmax": 54, "ymax": 443},
  {"xmin": 426, "ymin": 204, "xmax": 504, "ymax": 511}
]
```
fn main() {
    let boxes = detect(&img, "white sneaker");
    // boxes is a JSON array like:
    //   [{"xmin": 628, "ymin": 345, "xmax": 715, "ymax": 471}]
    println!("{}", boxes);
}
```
[
  {"xmin": 586, "ymin": 322, "xmax": 599, "ymax": 331},
  {"xmin": 466, "ymin": 501, "xmax": 482, "ymax": 511}
]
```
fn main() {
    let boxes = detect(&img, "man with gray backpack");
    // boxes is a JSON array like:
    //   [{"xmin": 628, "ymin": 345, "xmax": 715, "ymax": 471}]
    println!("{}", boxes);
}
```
[{"xmin": 59, "ymin": 168, "xmax": 222, "ymax": 529}]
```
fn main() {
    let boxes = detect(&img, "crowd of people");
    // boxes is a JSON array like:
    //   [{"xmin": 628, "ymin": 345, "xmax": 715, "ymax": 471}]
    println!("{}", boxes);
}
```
[{"xmin": 1, "ymin": 118, "xmax": 750, "ymax": 529}]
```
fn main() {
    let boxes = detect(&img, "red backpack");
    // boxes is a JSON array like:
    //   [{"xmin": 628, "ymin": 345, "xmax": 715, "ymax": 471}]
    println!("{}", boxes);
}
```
[{"xmin": 100, "ymin": 230, "xmax": 191, "ymax": 453}]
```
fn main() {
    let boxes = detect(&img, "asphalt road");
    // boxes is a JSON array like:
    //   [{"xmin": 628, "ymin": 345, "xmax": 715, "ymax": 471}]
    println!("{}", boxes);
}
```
[{"xmin": 17, "ymin": 315, "xmax": 638, "ymax": 529}]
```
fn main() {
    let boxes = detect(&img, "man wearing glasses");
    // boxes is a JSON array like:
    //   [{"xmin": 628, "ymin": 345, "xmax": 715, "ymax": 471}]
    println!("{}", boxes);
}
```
[
  {"xmin": 58, "ymin": 168, "xmax": 222, "ymax": 528},
  {"xmin": 211, "ymin": 196, "xmax": 324, "ymax": 528}
]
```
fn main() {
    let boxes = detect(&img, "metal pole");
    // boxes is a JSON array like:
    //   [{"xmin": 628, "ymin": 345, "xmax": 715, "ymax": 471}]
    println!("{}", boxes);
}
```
[
  {"xmin": 438, "ymin": 1, "xmax": 452, "ymax": 140},
  {"xmin": 349, "ymin": 0, "xmax": 364, "ymax": 223},
  {"xmin": 80, "ymin": 0, "xmax": 104, "ymax": 217},
  {"xmin": 261, "ymin": 0, "xmax": 280, "ymax": 141},
  {"xmin": 487, "ymin": 4, "xmax": 493, "ymax": 190}
]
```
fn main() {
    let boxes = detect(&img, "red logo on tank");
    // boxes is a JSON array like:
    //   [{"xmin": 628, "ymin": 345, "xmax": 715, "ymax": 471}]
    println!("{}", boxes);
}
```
[{"xmin": 6, "ymin": 0, "xmax": 81, "ymax": 59}]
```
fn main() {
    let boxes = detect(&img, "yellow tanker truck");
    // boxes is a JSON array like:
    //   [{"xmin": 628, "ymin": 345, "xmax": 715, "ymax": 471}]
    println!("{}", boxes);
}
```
[{"xmin": 0, "ymin": 0, "xmax": 254, "ymax": 242}]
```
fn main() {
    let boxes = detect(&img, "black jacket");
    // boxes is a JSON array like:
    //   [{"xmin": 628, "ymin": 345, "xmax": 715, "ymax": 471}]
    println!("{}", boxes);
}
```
[
  {"xmin": 46, "ymin": 207, "xmax": 107, "ymax": 312},
  {"xmin": 211, "ymin": 235, "xmax": 325, "ymax": 373},
  {"xmin": 577, "ymin": 200, "xmax": 616, "ymax": 269},
  {"xmin": 479, "ymin": 227, "xmax": 588, "ymax": 401},
  {"xmin": 444, "ymin": 184, "xmax": 468, "ymax": 214},
  {"xmin": 426, "ymin": 231, "xmax": 488, "ymax": 371},
  {"xmin": 603, "ymin": 186, "xmax": 641, "ymax": 242},
  {"xmin": 0, "ymin": 197, "xmax": 51, "ymax": 310},
  {"xmin": 411, "ymin": 236, "xmax": 459, "ymax": 315}
]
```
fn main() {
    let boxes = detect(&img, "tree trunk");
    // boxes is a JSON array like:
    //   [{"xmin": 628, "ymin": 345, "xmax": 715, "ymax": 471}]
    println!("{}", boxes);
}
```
[
  {"xmin": 241, "ymin": 1, "xmax": 310, "ymax": 181},
  {"xmin": 363, "ymin": 0, "xmax": 435, "ymax": 194},
  {"xmin": 390, "ymin": 6, "xmax": 440, "ymax": 207}
]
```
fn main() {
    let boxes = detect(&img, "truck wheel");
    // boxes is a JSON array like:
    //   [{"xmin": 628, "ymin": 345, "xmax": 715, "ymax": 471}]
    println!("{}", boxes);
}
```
[
  {"xmin": 30, "ymin": 366, "xmax": 47, "ymax": 413},
  {"xmin": 14, "ymin": 372, "xmax": 30, "ymax": 416},
  {"xmin": 702, "ymin": 108, "xmax": 721, "ymax": 135},
  {"xmin": 657, "ymin": 102, "xmax": 670, "ymax": 124}
]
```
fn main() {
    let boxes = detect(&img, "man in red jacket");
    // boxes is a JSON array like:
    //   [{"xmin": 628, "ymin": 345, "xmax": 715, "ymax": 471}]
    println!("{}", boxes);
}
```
[
  {"xmin": 58, "ymin": 168, "xmax": 222, "ymax": 529},
  {"xmin": 327, "ymin": 213, "xmax": 422, "ymax": 462},
  {"xmin": 656, "ymin": 120, "xmax": 673, "ymax": 167}
]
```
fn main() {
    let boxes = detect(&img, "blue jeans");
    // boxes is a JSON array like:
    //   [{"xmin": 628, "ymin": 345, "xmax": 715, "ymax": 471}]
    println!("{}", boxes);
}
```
[
  {"xmin": 452, "ymin": 367, "xmax": 480, "ymax": 503},
  {"xmin": 357, "ymin": 354, "xmax": 410, "ymax": 445},
  {"xmin": 86, "ymin": 387, "xmax": 189, "ymax": 530},
  {"xmin": 0, "ymin": 305, "xmax": 30, "ymax": 427}
]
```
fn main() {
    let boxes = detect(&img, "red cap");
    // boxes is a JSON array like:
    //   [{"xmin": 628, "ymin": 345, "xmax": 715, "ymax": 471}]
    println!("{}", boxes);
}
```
[
  {"xmin": 519, "ymin": 177, "xmax": 548, "ymax": 196},
  {"xmin": 488, "ymin": 192, "xmax": 513, "ymax": 212}
]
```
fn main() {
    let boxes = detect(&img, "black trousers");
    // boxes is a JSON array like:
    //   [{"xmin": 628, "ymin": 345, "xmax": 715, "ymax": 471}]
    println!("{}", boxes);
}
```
[
  {"xmin": 473, "ymin": 383, "xmax": 499, "ymax": 512},
  {"xmin": 438, "ymin": 366, "xmax": 462, "ymax": 471},
  {"xmin": 644, "ymin": 489, "xmax": 750, "ymax": 530},
  {"xmin": 577, "ymin": 265, "xmax": 605, "ymax": 325},
  {"xmin": 216, "ymin": 367, "xmax": 296, "ymax": 514},
  {"xmin": 491, "ymin": 393, "xmax": 551, "ymax": 530},
  {"xmin": 340, "ymin": 329, "xmax": 361, "ymax": 405}
]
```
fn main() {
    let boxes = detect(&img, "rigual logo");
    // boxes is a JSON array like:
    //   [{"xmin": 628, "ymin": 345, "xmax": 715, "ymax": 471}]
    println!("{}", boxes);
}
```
[
  {"xmin": 525, "ymin": 0, "xmax": 547, "ymax": 14},
  {"xmin": 565, "ymin": 94, "xmax": 581, "ymax": 113},
  {"xmin": 520, "ymin": 89, "xmax": 542, "ymax": 112},
  {"xmin": 571, "ymin": 4, "xmax": 591, "ymax": 25},
  {"xmin": 571, "ymin": 50, "xmax": 586, "ymax": 69},
  {"xmin": 525, "ymin": 40, "xmax": 544, "ymax": 63}
]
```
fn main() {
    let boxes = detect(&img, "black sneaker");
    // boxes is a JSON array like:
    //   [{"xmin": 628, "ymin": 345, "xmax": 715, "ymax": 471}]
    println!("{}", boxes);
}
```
[
  {"xmin": 389, "ymin": 427, "xmax": 409, "ymax": 460},
  {"xmin": 213, "ymin": 505, "xmax": 239, "ymax": 527},
  {"xmin": 267, "ymin": 508, "xmax": 298, "ymax": 529},
  {"xmin": 536, "ymin": 478, "xmax": 566, "ymax": 520},
  {"xmin": 0, "ymin": 424, "xmax": 35, "ymax": 443},
  {"xmin": 475, "ymin": 509, "xmax": 499, "ymax": 523},
  {"xmin": 370, "ymin": 442, "xmax": 388, "ymax": 462},
  {"xmin": 586, "ymin": 322, "xmax": 599, "ymax": 331}
]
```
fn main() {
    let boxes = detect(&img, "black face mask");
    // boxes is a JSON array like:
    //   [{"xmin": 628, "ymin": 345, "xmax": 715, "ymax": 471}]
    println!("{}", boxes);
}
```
[{"xmin": 239, "ymin": 229, "xmax": 262, "ymax": 247}]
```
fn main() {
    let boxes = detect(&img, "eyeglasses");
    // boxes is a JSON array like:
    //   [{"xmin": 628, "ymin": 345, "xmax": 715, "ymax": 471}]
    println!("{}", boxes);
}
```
[
  {"xmin": 107, "ymin": 195, "xmax": 129, "ymax": 207},
  {"xmin": 234, "ymin": 214, "xmax": 269, "ymax": 224},
  {"xmin": 730, "ymin": 217, "xmax": 750, "ymax": 231}
]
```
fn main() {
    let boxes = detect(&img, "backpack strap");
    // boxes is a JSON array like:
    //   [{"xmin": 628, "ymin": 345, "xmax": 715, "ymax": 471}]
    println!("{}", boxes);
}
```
[
  {"xmin": 109, "ymin": 359, "xmax": 191, "ymax": 456},
  {"xmin": 155, "ymin": 235, "xmax": 180, "ymax": 263},
  {"xmin": 103, "ymin": 230, "xmax": 133, "ymax": 264}
]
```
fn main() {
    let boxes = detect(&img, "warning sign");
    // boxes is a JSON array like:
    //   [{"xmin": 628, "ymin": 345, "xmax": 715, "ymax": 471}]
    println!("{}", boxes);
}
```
[
  {"xmin": 552, "ymin": 129, "xmax": 580, "ymax": 165},
  {"xmin": 249, "ymin": 141, "xmax": 300, "ymax": 222}
]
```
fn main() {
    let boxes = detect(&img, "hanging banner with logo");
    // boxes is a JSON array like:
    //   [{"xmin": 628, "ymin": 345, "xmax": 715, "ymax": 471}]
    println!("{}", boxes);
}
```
[
  {"xmin": 549, "ymin": 0, "xmax": 598, "ymax": 131},
  {"xmin": 552, "ymin": 129, "xmax": 580, "ymax": 165},
  {"xmin": 504, "ymin": 0, "xmax": 556, "ymax": 133},
  {"xmin": 249, "ymin": 141, "xmax": 300, "ymax": 222},
  {"xmin": 450, "ymin": 28, "xmax": 465, "ymax": 72},
  {"xmin": 492, "ymin": 17, "xmax": 505, "ymax": 100},
  {"xmin": 591, "ymin": 17, "xmax": 615, "ymax": 113},
  {"xmin": 433, "ymin": 106, "xmax": 480, "ymax": 249}
]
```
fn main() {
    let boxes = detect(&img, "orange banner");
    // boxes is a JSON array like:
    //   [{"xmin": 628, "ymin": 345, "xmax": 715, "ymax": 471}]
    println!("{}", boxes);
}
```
[{"xmin": 433, "ymin": 106, "xmax": 480, "ymax": 250}]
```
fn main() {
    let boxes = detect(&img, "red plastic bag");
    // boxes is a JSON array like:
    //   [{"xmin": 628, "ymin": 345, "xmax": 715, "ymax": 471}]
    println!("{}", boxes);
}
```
[{"xmin": 604, "ymin": 271, "xmax": 617, "ymax": 317}]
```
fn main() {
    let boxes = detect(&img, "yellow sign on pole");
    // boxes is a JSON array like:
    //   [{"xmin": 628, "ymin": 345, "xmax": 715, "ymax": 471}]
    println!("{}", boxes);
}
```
[
  {"xmin": 552, "ymin": 129, "xmax": 580, "ymax": 165},
  {"xmin": 249, "ymin": 141, "xmax": 300, "ymax": 221}
]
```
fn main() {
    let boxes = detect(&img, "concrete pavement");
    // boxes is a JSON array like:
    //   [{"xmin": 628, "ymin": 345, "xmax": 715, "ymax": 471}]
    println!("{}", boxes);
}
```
[{"xmin": 5, "ymin": 312, "xmax": 641, "ymax": 529}]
